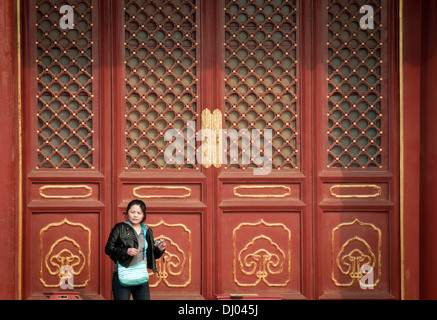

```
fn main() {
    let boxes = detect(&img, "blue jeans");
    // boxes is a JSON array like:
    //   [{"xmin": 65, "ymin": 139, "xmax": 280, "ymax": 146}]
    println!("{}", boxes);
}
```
[{"xmin": 112, "ymin": 272, "xmax": 150, "ymax": 300}]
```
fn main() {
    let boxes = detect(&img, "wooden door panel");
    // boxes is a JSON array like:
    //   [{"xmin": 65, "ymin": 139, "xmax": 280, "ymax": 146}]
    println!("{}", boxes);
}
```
[
  {"xmin": 147, "ymin": 213, "xmax": 202, "ymax": 296},
  {"xmin": 120, "ymin": 183, "xmax": 202, "ymax": 202},
  {"xmin": 321, "ymin": 182, "xmax": 390, "ymax": 202},
  {"xmin": 112, "ymin": 0, "xmax": 208, "ymax": 299},
  {"xmin": 22, "ymin": 0, "xmax": 112, "ymax": 299},
  {"xmin": 217, "ymin": 211, "xmax": 304, "ymax": 299},
  {"xmin": 220, "ymin": 183, "xmax": 301, "ymax": 202},
  {"xmin": 313, "ymin": 0, "xmax": 399, "ymax": 299},
  {"xmin": 31, "ymin": 213, "xmax": 100, "ymax": 295},
  {"xmin": 30, "ymin": 183, "xmax": 100, "ymax": 202},
  {"xmin": 319, "ymin": 211, "xmax": 393, "ymax": 299},
  {"xmin": 215, "ymin": 0, "xmax": 313, "ymax": 299}
]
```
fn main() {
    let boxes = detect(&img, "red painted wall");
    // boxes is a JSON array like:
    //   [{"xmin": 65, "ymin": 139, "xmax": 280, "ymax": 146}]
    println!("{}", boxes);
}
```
[
  {"xmin": 420, "ymin": 0, "xmax": 437, "ymax": 300},
  {"xmin": 0, "ymin": 0, "xmax": 18, "ymax": 300}
]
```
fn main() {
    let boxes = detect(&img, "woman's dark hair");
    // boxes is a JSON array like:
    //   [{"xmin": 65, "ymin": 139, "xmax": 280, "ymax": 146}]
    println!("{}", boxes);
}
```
[{"xmin": 124, "ymin": 199, "xmax": 147, "ymax": 223}]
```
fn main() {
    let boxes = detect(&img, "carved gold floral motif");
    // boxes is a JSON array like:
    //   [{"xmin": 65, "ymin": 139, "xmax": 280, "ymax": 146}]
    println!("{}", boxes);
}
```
[
  {"xmin": 331, "ymin": 219, "xmax": 382, "ymax": 288},
  {"xmin": 233, "ymin": 220, "xmax": 291, "ymax": 287},
  {"xmin": 39, "ymin": 219, "xmax": 91, "ymax": 288},
  {"xmin": 148, "ymin": 220, "xmax": 192, "ymax": 288}
]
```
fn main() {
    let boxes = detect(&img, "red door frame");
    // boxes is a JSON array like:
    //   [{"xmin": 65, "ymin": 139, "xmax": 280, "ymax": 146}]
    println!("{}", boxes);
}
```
[
  {"xmin": 419, "ymin": 0, "xmax": 437, "ymax": 300},
  {"xmin": 400, "ymin": 0, "xmax": 421, "ymax": 300},
  {"xmin": 201, "ymin": 0, "xmax": 224, "ymax": 300},
  {"xmin": 0, "ymin": 0, "xmax": 18, "ymax": 300}
]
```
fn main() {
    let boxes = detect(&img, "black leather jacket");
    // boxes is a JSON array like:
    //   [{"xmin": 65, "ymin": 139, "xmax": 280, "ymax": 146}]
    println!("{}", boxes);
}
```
[{"xmin": 105, "ymin": 222, "xmax": 164, "ymax": 273}]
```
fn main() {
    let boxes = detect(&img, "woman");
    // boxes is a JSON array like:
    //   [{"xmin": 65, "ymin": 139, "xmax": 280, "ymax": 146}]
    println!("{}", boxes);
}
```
[{"xmin": 105, "ymin": 199, "xmax": 166, "ymax": 300}]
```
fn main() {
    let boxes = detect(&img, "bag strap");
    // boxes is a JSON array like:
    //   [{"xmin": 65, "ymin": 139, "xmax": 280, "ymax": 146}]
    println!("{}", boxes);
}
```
[{"xmin": 141, "ymin": 223, "xmax": 147, "ymax": 259}]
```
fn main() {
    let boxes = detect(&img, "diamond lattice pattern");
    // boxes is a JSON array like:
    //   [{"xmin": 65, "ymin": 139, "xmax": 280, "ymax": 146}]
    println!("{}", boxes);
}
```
[
  {"xmin": 124, "ymin": 0, "xmax": 199, "ymax": 170},
  {"xmin": 327, "ymin": 0, "xmax": 384, "ymax": 169},
  {"xmin": 224, "ymin": 0, "xmax": 299, "ymax": 171},
  {"xmin": 36, "ymin": 0, "xmax": 94, "ymax": 169}
]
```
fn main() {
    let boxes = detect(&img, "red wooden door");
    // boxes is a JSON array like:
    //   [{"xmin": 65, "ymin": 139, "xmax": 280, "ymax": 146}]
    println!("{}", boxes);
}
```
[
  {"xmin": 113, "ymin": 0, "xmax": 206, "ymax": 298},
  {"xmin": 213, "ymin": 0, "xmax": 312, "ymax": 299},
  {"xmin": 21, "ymin": 0, "xmax": 399, "ymax": 300},
  {"xmin": 212, "ymin": 0, "xmax": 399, "ymax": 300},
  {"xmin": 21, "ymin": 0, "xmax": 111, "ymax": 299},
  {"xmin": 312, "ymin": 0, "xmax": 399, "ymax": 299}
]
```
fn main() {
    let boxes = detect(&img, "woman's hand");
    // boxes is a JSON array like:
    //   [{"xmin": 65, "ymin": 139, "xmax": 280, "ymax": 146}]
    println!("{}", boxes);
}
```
[
  {"xmin": 127, "ymin": 248, "xmax": 140, "ymax": 256},
  {"xmin": 157, "ymin": 239, "xmax": 167, "ymax": 252}
]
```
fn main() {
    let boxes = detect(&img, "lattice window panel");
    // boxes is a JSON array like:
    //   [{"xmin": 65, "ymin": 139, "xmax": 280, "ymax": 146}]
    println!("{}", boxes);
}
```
[
  {"xmin": 224, "ymin": 0, "xmax": 299, "ymax": 171},
  {"xmin": 36, "ymin": 0, "xmax": 95, "ymax": 169},
  {"xmin": 124, "ymin": 0, "xmax": 199, "ymax": 170},
  {"xmin": 327, "ymin": 0, "xmax": 384, "ymax": 169}
]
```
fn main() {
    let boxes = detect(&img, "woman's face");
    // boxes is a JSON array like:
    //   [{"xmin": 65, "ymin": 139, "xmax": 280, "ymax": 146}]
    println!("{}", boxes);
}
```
[{"xmin": 127, "ymin": 204, "xmax": 144, "ymax": 226}]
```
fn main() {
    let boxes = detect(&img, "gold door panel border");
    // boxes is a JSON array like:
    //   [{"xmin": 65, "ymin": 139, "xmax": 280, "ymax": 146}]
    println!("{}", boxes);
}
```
[
  {"xmin": 148, "ymin": 220, "xmax": 192, "ymax": 288},
  {"xmin": 233, "ymin": 185, "xmax": 291, "ymax": 199},
  {"xmin": 331, "ymin": 219, "xmax": 382, "ymax": 288},
  {"xmin": 233, "ymin": 220, "xmax": 292, "ymax": 287},
  {"xmin": 39, "ymin": 219, "xmax": 91, "ymax": 289},
  {"xmin": 329, "ymin": 185, "xmax": 382, "ymax": 199},
  {"xmin": 133, "ymin": 186, "xmax": 192, "ymax": 199},
  {"xmin": 39, "ymin": 185, "xmax": 93, "ymax": 199}
]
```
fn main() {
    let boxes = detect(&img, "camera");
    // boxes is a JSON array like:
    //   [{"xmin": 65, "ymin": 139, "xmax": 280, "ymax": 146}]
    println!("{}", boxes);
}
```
[{"xmin": 154, "ymin": 240, "xmax": 162, "ymax": 247}]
